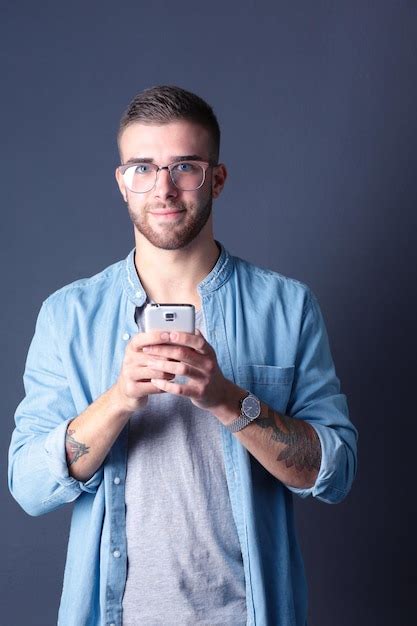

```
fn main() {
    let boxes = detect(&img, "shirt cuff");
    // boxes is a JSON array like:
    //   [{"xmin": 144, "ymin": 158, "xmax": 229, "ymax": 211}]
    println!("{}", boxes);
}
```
[
  {"xmin": 44, "ymin": 418, "xmax": 103, "ymax": 495},
  {"xmin": 286, "ymin": 422, "xmax": 348, "ymax": 503}
]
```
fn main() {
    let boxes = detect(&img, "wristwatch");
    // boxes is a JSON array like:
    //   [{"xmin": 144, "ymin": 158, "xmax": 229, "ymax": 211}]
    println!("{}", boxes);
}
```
[{"xmin": 226, "ymin": 391, "xmax": 261, "ymax": 433}]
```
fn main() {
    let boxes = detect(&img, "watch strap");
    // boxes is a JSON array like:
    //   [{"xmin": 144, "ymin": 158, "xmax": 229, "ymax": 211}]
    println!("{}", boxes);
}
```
[{"xmin": 227, "ymin": 413, "xmax": 253, "ymax": 433}]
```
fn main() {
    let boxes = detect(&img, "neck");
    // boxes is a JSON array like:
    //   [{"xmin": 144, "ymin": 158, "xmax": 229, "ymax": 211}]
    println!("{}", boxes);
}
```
[{"xmin": 134, "ymin": 233, "xmax": 220, "ymax": 309}]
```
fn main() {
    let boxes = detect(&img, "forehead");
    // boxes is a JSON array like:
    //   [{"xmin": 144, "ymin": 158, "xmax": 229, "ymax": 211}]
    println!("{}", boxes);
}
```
[{"xmin": 118, "ymin": 120, "xmax": 212, "ymax": 162}]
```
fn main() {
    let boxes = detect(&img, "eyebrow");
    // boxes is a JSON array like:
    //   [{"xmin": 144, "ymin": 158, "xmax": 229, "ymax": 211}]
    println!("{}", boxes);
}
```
[{"xmin": 124, "ymin": 154, "xmax": 206, "ymax": 165}]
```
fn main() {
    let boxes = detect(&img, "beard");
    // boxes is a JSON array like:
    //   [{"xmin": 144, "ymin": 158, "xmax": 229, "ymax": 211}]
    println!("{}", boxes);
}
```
[{"xmin": 127, "ymin": 195, "xmax": 213, "ymax": 251}]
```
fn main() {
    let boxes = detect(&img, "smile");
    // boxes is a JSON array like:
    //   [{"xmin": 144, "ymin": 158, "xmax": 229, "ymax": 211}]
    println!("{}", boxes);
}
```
[{"xmin": 149, "ymin": 210, "xmax": 185, "ymax": 218}]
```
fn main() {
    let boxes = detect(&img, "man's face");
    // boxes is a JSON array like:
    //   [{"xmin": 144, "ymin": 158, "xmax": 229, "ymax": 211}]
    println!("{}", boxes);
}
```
[{"xmin": 115, "ymin": 120, "xmax": 226, "ymax": 251}]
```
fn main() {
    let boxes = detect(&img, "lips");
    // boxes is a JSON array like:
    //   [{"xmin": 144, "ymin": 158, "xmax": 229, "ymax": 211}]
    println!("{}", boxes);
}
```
[
  {"xmin": 148, "ymin": 205, "xmax": 186, "ymax": 219},
  {"xmin": 148, "ymin": 202, "xmax": 185, "ymax": 213},
  {"xmin": 150, "ymin": 210, "xmax": 184, "ymax": 215}
]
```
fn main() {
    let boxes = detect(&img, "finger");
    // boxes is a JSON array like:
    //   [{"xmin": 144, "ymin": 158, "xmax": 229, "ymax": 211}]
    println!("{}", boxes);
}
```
[
  {"xmin": 142, "ymin": 344, "xmax": 207, "ymax": 369},
  {"xmin": 124, "ymin": 352, "xmax": 167, "ymax": 368},
  {"xmin": 146, "ymin": 381, "xmax": 175, "ymax": 395},
  {"xmin": 130, "ymin": 365, "xmax": 176, "ymax": 381},
  {"xmin": 128, "ymin": 381, "xmax": 166, "ymax": 396},
  {"xmin": 146, "ymin": 358, "xmax": 204, "ymax": 380},
  {"xmin": 150, "ymin": 378, "xmax": 198, "ymax": 397},
  {"xmin": 129, "ymin": 330, "xmax": 172, "ymax": 352},
  {"xmin": 165, "ymin": 331, "xmax": 209, "ymax": 355}
]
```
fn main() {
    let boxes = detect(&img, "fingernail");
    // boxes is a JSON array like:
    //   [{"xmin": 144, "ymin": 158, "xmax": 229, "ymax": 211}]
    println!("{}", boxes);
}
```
[
  {"xmin": 160, "ymin": 332, "xmax": 169, "ymax": 341},
  {"xmin": 170, "ymin": 332, "xmax": 178, "ymax": 341}
]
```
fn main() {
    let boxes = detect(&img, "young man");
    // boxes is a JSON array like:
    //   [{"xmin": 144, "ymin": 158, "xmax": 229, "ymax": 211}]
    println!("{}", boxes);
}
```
[{"xmin": 8, "ymin": 86, "xmax": 358, "ymax": 626}]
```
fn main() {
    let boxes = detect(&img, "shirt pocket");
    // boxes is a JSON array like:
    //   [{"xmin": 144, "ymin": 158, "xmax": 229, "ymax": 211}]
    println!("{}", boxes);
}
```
[{"xmin": 237, "ymin": 364, "xmax": 295, "ymax": 414}]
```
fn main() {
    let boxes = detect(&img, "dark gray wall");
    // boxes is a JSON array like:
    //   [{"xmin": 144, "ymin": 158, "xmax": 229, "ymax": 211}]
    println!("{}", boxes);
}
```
[{"xmin": 2, "ymin": 1, "xmax": 416, "ymax": 624}]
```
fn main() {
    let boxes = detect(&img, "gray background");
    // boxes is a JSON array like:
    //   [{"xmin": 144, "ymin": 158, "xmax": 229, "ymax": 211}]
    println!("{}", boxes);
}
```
[{"xmin": 1, "ymin": 1, "xmax": 416, "ymax": 625}]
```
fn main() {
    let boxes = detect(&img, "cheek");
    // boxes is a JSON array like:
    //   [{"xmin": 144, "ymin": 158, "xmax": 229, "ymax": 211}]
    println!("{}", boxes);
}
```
[
  {"xmin": 127, "ymin": 195, "xmax": 147, "ymax": 213},
  {"xmin": 126, "ymin": 200, "xmax": 143, "ymax": 221}
]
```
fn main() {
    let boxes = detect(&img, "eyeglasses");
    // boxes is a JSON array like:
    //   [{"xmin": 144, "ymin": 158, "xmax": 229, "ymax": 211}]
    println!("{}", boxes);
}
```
[{"xmin": 118, "ymin": 159, "xmax": 215, "ymax": 193}]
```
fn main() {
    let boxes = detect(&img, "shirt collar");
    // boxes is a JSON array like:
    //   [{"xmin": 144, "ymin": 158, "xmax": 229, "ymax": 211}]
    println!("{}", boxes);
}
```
[{"xmin": 122, "ymin": 240, "xmax": 234, "ymax": 306}]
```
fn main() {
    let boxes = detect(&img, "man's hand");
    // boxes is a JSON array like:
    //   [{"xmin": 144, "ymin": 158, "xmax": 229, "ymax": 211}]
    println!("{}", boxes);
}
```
[
  {"xmin": 113, "ymin": 330, "xmax": 178, "ymax": 414},
  {"xmin": 139, "ymin": 330, "xmax": 231, "ymax": 412}
]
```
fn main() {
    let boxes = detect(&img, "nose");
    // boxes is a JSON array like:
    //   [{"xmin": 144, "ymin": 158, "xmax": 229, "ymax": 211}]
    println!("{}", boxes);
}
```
[{"xmin": 154, "ymin": 166, "xmax": 178, "ymax": 199}]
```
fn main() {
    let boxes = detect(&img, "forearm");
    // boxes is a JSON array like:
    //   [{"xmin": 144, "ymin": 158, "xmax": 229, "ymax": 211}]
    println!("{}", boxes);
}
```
[
  {"xmin": 213, "ymin": 381, "xmax": 321, "ymax": 489},
  {"xmin": 65, "ymin": 385, "xmax": 133, "ymax": 482}
]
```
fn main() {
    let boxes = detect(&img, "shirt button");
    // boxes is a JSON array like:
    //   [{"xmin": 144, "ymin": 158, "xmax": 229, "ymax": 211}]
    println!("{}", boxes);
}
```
[
  {"xmin": 113, "ymin": 476, "xmax": 121, "ymax": 485},
  {"xmin": 113, "ymin": 549, "xmax": 121, "ymax": 558},
  {"xmin": 135, "ymin": 291, "xmax": 141, "ymax": 298},
  {"xmin": 109, "ymin": 623, "xmax": 116, "ymax": 626},
  {"xmin": 122, "ymin": 332, "xmax": 130, "ymax": 341}
]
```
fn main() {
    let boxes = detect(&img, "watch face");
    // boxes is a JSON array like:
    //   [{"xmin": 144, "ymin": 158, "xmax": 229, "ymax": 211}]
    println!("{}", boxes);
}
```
[{"xmin": 242, "ymin": 394, "xmax": 261, "ymax": 419}]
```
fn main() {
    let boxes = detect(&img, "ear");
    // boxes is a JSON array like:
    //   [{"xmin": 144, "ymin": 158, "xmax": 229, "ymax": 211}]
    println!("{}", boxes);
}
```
[
  {"xmin": 211, "ymin": 163, "xmax": 227, "ymax": 199},
  {"xmin": 115, "ymin": 167, "xmax": 128, "ymax": 203}
]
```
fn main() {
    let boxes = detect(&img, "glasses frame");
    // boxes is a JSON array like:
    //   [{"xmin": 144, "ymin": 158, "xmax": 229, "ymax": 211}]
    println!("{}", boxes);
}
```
[{"xmin": 118, "ymin": 159, "xmax": 216, "ymax": 193}]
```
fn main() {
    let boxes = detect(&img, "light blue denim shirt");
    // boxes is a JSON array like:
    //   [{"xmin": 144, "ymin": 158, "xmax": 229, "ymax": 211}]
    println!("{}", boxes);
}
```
[{"xmin": 8, "ymin": 242, "xmax": 358, "ymax": 626}]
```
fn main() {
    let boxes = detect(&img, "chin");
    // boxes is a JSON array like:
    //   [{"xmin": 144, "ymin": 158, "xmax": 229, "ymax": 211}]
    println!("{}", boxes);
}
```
[
  {"xmin": 130, "ymin": 199, "xmax": 213, "ymax": 251},
  {"xmin": 145, "ymin": 234, "xmax": 200, "ymax": 251}
]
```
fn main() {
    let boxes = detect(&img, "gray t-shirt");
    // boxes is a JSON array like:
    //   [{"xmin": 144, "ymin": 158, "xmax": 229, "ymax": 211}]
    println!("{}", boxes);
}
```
[{"xmin": 122, "ymin": 305, "xmax": 247, "ymax": 626}]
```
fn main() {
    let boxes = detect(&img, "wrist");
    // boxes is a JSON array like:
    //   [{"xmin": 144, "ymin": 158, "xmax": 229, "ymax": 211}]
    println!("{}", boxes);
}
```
[
  {"xmin": 210, "ymin": 380, "xmax": 247, "ymax": 426},
  {"xmin": 107, "ymin": 384, "xmax": 143, "ymax": 419}
]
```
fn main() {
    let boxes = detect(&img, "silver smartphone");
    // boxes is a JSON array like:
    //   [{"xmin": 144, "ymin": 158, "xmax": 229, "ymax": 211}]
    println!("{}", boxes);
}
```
[{"xmin": 144, "ymin": 303, "xmax": 196, "ymax": 334}]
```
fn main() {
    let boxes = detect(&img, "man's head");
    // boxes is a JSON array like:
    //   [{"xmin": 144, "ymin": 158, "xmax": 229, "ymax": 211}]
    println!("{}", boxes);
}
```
[
  {"xmin": 117, "ymin": 85, "xmax": 221, "ymax": 163},
  {"xmin": 115, "ymin": 86, "xmax": 227, "ymax": 251}
]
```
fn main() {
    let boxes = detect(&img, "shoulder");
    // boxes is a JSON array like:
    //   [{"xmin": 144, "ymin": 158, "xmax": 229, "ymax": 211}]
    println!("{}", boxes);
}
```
[
  {"xmin": 42, "ymin": 257, "xmax": 125, "ymax": 313},
  {"xmin": 231, "ymin": 253, "xmax": 313, "ymax": 309}
]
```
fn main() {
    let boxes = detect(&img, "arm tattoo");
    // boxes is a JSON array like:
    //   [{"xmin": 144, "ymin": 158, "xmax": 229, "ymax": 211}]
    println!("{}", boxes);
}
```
[
  {"xmin": 256, "ymin": 406, "xmax": 321, "ymax": 473},
  {"xmin": 65, "ymin": 428, "xmax": 90, "ymax": 466}
]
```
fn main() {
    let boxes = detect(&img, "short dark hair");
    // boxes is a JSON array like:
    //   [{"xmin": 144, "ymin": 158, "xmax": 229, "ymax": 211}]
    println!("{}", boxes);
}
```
[{"xmin": 118, "ymin": 85, "xmax": 221, "ymax": 161}]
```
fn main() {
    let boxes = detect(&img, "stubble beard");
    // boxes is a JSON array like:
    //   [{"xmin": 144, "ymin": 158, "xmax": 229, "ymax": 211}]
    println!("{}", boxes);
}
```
[{"xmin": 127, "ymin": 196, "xmax": 213, "ymax": 251}]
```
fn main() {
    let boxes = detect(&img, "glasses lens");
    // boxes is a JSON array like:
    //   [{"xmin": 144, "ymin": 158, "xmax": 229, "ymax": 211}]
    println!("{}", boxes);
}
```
[
  {"xmin": 170, "ymin": 162, "xmax": 204, "ymax": 191},
  {"xmin": 123, "ymin": 163, "xmax": 157, "ymax": 193}
]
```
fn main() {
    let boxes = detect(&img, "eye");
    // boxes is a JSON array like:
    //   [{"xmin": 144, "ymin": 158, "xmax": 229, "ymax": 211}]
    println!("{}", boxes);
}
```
[
  {"xmin": 173, "ymin": 162, "xmax": 194, "ymax": 173},
  {"xmin": 134, "ymin": 163, "xmax": 152, "ymax": 174}
]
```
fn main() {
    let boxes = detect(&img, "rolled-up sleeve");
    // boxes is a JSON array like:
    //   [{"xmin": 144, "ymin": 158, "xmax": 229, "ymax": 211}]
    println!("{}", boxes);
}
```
[
  {"xmin": 285, "ymin": 288, "xmax": 358, "ymax": 503},
  {"xmin": 8, "ymin": 300, "xmax": 103, "ymax": 517}
]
